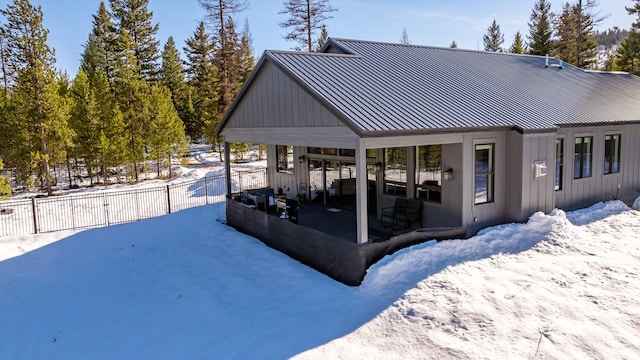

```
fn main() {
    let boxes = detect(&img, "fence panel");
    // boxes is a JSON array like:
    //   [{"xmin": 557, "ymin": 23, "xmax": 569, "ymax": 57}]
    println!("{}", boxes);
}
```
[
  {"xmin": 0, "ymin": 168, "xmax": 267, "ymax": 237},
  {"xmin": 105, "ymin": 187, "xmax": 167, "ymax": 225},
  {"xmin": 0, "ymin": 199, "xmax": 35, "ymax": 237},
  {"xmin": 36, "ymin": 193, "xmax": 107, "ymax": 233}
]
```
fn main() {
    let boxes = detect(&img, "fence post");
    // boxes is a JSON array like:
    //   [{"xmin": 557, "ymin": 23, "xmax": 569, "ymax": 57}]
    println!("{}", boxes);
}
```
[
  {"xmin": 31, "ymin": 198, "xmax": 38, "ymax": 234},
  {"xmin": 166, "ymin": 185, "xmax": 172, "ymax": 214}
]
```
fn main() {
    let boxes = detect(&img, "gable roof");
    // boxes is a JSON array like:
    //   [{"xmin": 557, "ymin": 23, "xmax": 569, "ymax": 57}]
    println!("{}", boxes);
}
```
[{"xmin": 218, "ymin": 38, "xmax": 640, "ymax": 137}]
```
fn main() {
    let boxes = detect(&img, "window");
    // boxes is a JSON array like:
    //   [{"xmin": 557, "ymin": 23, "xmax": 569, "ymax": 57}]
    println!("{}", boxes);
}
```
[
  {"xmin": 604, "ymin": 134, "xmax": 621, "ymax": 174},
  {"xmin": 276, "ymin": 145, "xmax": 294, "ymax": 174},
  {"xmin": 474, "ymin": 144, "xmax": 494, "ymax": 204},
  {"xmin": 555, "ymin": 139, "xmax": 563, "ymax": 191},
  {"xmin": 416, "ymin": 145, "xmax": 442, "ymax": 202},
  {"xmin": 383, "ymin": 147, "xmax": 407, "ymax": 196},
  {"xmin": 574, "ymin": 136, "xmax": 592, "ymax": 179}
]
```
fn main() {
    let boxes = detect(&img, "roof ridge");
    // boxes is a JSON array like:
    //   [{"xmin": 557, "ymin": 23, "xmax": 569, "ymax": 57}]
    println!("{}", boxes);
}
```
[
  {"xmin": 329, "ymin": 37, "xmax": 554, "ymax": 60},
  {"xmin": 265, "ymin": 49, "xmax": 362, "ymax": 58}
]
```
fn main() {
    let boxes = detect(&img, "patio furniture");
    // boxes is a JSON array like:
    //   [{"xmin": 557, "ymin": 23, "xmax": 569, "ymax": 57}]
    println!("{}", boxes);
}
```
[{"xmin": 380, "ymin": 198, "xmax": 422, "ymax": 233}]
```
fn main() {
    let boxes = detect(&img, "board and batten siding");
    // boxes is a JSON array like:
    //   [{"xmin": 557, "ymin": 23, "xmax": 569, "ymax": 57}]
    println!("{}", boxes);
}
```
[
  {"xmin": 221, "ymin": 60, "xmax": 356, "ymax": 145},
  {"xmin": 555, "ymin": 124, "xmax": 640, "ymax": 210},
  {"xmin": 505, "ymin": 131, "xmax": 556, "ymax": 222}
]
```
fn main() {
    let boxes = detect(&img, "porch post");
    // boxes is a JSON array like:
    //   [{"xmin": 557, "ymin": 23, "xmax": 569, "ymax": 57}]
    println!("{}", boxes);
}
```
[
  {"xmin": 224, "ymin": 141, "xmax": 232, "ymax": 197},
  {"xmin": 355, "ymin": 139, "xmax": 369, "ymax": 244}
]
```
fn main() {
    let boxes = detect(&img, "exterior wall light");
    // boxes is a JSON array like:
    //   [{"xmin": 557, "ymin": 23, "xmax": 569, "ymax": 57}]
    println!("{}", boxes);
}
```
[{"xmin": 443, "ymin": 168, "xmax": 454, "ymax": 180}]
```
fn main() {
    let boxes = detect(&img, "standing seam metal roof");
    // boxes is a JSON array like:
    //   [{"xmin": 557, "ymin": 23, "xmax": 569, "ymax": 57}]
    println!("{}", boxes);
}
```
[{"xmin": 265, "ymin": 38, "xmax": 640, "ymax": 135}]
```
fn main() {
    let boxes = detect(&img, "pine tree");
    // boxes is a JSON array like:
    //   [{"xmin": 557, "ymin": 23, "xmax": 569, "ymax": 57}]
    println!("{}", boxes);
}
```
[
  {"xmin": 528, "ymin": 0, "xmax": 555, "ymax": 55},
  {"xmin": 81, "ymin": 2, "xmax": 117, "ymax": 81},
  {"xmin": 449, "ymin": 40, "xmax": 458, "ymax": 48},
  {"xmin": 553, "ymin": 1, "xmax": 598, "ymax": 68},
  {"xmin": 1, "ymin": 0, "xmax": 74, "ymax": 195},
  {"xmin": 183, "ymin": 21, "xmax": 217, "ymax": 140},
  {"xmin": 609, "ymin": 31, "xmax": 640, "ymax": 75},
  {"xmin": 159, "ymin": 36, "xmax": 191, "ymax": 137},
  {"xmin": 400, "ymin": 28, "xmax": 410, "ymax": 45},
  {"xmin": 238, "ymin": 20, "xmax": 255, "ymax": 84},
  {"xmin": 111, "ymin": 28, "xmax": 150, "ymax": 182},
  {"xmin": 92, "ymin": 71, "xmax": 127, "ymax": 183},
  {"xmin": 198, "ymin": 0, "xmax": 247, "ymax": 122},
  {"xmin": 483, "ymin": 19, "xmax": 504, "ymax": 52},
  {"xmin": 279, "ymin": 0, "xmax": 337, "ymax": 52},
  {"xmin": 69, "ymin": 69, "xmax": 100, "ymax": 184},
  {"xmin": 510, "ymin": 30, "xmax": 526, "ymax": 54},
  {"xmin": 0, "ymin": 157, "xmax": 11, "ymax": 198},
  {"xmin": 109, "ymin": 0, "xmax": 159, "ymax": 82},
  {"xmin": 148, "ymin": 85, "xmax": 186, "ymax": 177},
  {"xmin": 627, "ymin": 0, "xmax": 640, "ymax": 28},
  {"xmin": 315, "ymin": 24, "xmax": 328, "ymax": 51}
]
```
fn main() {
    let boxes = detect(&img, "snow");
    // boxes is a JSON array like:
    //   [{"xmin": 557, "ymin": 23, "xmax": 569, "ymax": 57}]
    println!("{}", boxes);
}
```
[{"xmin": 1, "ymin": 173, "xmax": 640, "ymax": 358}]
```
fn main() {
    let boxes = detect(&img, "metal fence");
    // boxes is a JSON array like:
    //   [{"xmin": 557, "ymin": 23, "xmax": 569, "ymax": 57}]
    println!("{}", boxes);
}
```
[{"xmin": 0, "ymin": 168, "xmax": 267, "ymax": 238}]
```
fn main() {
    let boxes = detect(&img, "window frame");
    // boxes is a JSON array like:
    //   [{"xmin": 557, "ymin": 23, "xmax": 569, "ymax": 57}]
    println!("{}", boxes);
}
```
[
  {"xmin": 474, "ymin": 143, "xmax": 495, "ymax": 205},
  {"xmin": 573, "ymin": 136, "xmax": 593, "ymax": 179},
  {"xmin": 555, "ymin": 138, "xmax": 564, "ymax": 191},
  {"xmin": 604, "ymin": 134, "xmax": 621, "ymax": 175},
  {"xmin": 415, "ymin": 145, "xmax": 442, "ymax": 203},
  {"xmin": 276, "ymin": 145, "xmax": 294, "ymax": 174},
  {"xmin": 383, "ymin": 147, "xmax": 407, "ymax": 197}
]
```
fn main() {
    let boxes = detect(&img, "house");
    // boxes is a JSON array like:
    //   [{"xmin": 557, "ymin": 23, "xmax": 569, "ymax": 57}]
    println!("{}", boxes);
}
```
[{"xmin": 216, "ymin": 38, "xmax": 640, "ymax": 285}]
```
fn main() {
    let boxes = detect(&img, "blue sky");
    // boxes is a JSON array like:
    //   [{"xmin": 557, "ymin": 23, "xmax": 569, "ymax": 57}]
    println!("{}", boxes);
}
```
[{"xmin": 0, "ymin": 0, "xmax": 635, "ymax": 76}]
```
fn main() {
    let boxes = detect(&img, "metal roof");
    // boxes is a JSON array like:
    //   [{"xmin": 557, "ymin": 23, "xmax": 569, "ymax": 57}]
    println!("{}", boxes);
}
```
[
  {"xmin": 218, "ymin": 38, "xmax": 640, "ymax": 137},
  {"xmin": 271, "ymin": 38, "xmax": 640, "ymax": 134}
]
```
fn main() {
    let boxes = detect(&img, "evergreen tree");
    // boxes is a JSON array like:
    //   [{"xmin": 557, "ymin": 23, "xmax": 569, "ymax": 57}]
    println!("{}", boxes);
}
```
[
  {"xmin": 510, "ymin": 30, "xmax": 526, "ymax": 53},
  {"xmin": 183, "ymin": 21, "xmax": 217, "ymax": 140},
  {"xmin": 238, "ymin": 19, "xmax": 255, "ymax": 84},
  {"xmin": 0, "ymin": 157, "xmax": 10, "ymax": 198},
  {"xmin": 159, "ymin": 36, "xmax": 191, "ymax": 137},
  {"xmin": 69, "ymin": 69, "xmax": 100, "ymax": 184},
  {"xmin": 609, "ymin": 30, "xmax": 640, "ymax": 75},
  {"xmin": 627, "ymin": 0, "xmax": 640, "ymax": 29},
  {"xmin": 483, "ymin": 19, "xmax": 504, "ymax": 52},
  {"xmin": 553, "ymin": 1, "xmax": 598, "ymax": 68},
  {"xmin": 109, "ymin": 0, "xmax": 159, "ymax": 82},
  {"xmin": 81, "ymin": 2, "xmax": 117, "ymax": 81},
  {"xmin": 279, "ymin": 0, "xmax": 337, "ymax": 52},
  {"xmin": 198, "ymin": 0, "xmax": 247, "ymax": 124},
  {"xmin": 148, "ymin": 85, "xmax": 187, "ymax": 177},
  {"xmin": 400, "ymin": 28, "xmax": 410, "ymax": 45},
  {"xmin": 112, "ymin": 28, "xmax": 150, "ymax": 182},
  {"xmin": 92, "ymin": 71, "xmax": 127, "ymax": 183},
  {"xmin": 315, "ymin": 24, "xmax": 328, "ymax": 51},
  {"xmin": 1, "ymin": 0, "xmax": 74, "ymax": 195},
  {"xmin": 528, "ymin": 0, "xmax": 555, "ymax": 55},
  {"xmin": 449, "ymin": 40, "xmax": 458, "ymax": 48}
]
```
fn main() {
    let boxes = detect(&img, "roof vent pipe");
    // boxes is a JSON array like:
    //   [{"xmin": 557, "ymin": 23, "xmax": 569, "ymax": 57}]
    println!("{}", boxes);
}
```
[{"xmin": 545, "ymin": 54, "xmax": 549, "ymax": 68}]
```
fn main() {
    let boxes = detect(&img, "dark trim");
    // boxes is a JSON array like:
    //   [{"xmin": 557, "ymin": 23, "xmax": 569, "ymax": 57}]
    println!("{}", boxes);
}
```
[{"xmin": 556, "ymin": 120, "xmax": 640, "ymax": 128}]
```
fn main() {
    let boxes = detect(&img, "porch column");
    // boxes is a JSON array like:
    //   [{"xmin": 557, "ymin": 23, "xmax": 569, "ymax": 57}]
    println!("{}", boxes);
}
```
[
  {"xmin": 224, "ymin": 141, "xmax": 232, "ymax": 197},
  {"xmin": 355, "ymin": 139, "xmax": 368, "ymax": 244}
]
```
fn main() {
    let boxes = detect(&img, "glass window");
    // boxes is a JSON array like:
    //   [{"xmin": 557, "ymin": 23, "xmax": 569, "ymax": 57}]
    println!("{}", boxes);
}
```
[
  {"xmin": 474, "ymin": 144, "xmax": 494, "ymax": 204},
  {"xmin": 383, "ymin": 147, "xmax": 407, "ymax": 196},
  {"xmin": 416, "ymin": 145, "xmax": 442, "ymax": 202},
  {"xmin": 574, "ymin": 136, "xmax": 592, "ymax": 179},
  {"xmin": 339, "ymin": 149, "xmax": 355, "ymax": 157},
  {"xmin": 604, "ymin": 134, "xmax": 621, "ymax": 175},
  {"xmin": 366, "ymin": 149, "xmax": 377, "ymax": 159},
  {"xmin": 276, "ymin": 145, "xmax": 294, "ymax": 174},
  {"xmin": 555, "ymin": 139, "xmax": 563, "ymax": 191}
]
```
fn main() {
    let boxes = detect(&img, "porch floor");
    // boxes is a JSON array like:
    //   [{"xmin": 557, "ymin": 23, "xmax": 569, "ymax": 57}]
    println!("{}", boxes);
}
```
[{"xmin": 288, "ymin": 204, "xmax": 406, "ymax": 243}]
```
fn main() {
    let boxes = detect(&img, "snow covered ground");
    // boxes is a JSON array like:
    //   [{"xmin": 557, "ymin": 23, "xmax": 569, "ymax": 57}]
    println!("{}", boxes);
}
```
[{"xmin": 1, "ymin": 191, "xmax": 639, "ymax": 358}]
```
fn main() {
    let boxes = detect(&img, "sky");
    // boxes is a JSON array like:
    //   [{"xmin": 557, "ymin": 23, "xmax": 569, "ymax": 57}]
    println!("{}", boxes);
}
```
[
  {"xmin": 1, "ymin": 156, "xmax": 640, "ymax": 358},
  {"xmin": 0, "ymin": 0, "xmax": 636, "ymax": 76}
]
